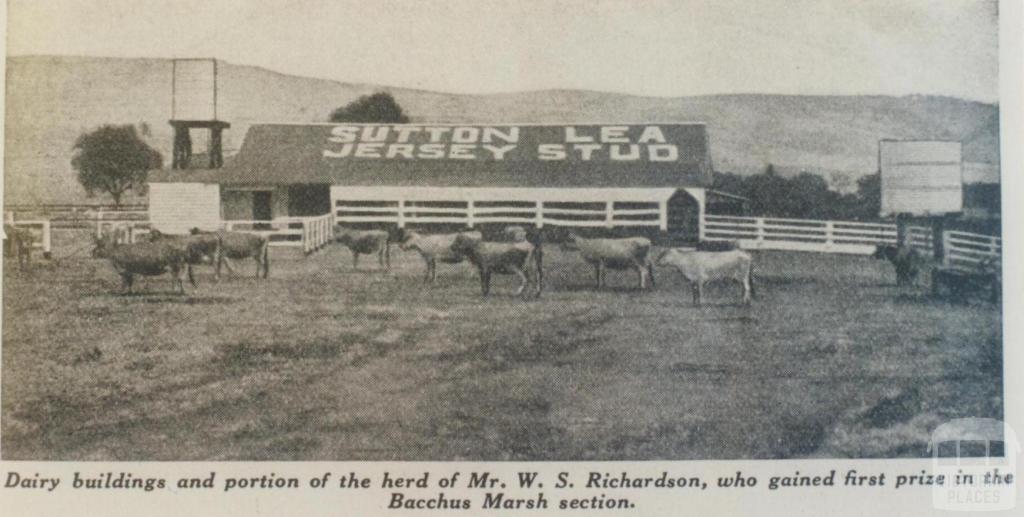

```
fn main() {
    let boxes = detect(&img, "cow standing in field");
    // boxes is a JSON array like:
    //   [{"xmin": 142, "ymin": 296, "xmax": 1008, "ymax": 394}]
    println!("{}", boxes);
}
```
[
  {"xmin": 92, "ymin": 235, "xmax": 194, "ymax": 294},
  {"xmin": 563, "ymin": 233, "xmax": 655, "ymax": 289},
  {"xmin": 148, "ymin": 229, "xmax": 223, "ymax": 283},
  {"xmin": 450, "ymin": 233, "xmax": 542, "ymax": 297},
  {"xmin": 399, "ymin": 229, "xmax": 482, "ymax": 282},
  {"xmin": 195, "ymin": 229, "xmax": 270, "ymax": 279},
  {"xmin": 3, "ymin": 224, "xmax": 33, "ymax": 270},
  {"xmin": 872, "ymin": 244, "xmax": 927, "ymax": 287},
  {"xmin": 336, "ymin": 227, "xmax": 391, "ymax": 270},
  {"xmin": 656, "ymin": 248, "xmax": 754, "ymax": 305}
]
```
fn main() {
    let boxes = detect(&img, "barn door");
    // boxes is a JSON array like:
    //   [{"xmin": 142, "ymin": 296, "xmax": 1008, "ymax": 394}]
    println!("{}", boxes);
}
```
[{"xmin": 252, "ymin": 191, "xmax": 272, "ymax": 221}]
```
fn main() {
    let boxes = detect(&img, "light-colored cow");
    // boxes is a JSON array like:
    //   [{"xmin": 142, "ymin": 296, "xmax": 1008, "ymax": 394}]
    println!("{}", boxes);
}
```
[
  {"xmin": 399, "ymin": 230, "xmax": 482, "ymax": 282},
  {"xmin": 563, "ymin": 233, "xmax": 655, "ymax": 289},
  {"xmin": 656, "ymin": 248, "xmax": 754, "ymax": 305}
]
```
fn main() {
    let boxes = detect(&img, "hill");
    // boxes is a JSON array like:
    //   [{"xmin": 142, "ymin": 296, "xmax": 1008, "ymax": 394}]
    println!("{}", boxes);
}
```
[{"xmin": 3, "ymin": 55, "xmax": 1000, "ymax": 205}]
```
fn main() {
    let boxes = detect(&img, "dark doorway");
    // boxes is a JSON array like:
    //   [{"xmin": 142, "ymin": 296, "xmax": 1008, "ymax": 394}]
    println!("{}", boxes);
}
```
[
  {"xmin": 667, "ymin": 190, "xmax": 701, "ymax": 244},
  {"xmin": 288, "ymin": 184, "xmax": 331, "ymax": 216},
  {"xmin": 253, "ymin": 191, "xmax": 273, "ymax": 226}
]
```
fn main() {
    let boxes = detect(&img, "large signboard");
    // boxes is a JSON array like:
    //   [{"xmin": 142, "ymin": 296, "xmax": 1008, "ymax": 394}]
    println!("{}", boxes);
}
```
[
  {"xmin": 220, "ymin": 123, "xmax": 714, "ymax": 189},
  {"xmin": 879, "ymin": 140, "xmax": 963, "ymax": 216},
  {"xmin": 171, "ymin": 58, "xmax": 217, "ymax": 120},
  {"xmin": 322, "ymin": 124, "xmax": 687, "ymax": 163}
]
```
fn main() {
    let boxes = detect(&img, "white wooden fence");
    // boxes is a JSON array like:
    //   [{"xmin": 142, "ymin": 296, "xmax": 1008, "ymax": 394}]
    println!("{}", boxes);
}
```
[
  {"xmin": 701, "ymin": 215, "xmax": 896, "ymax": 254},
  {"xmin": 3, "ymin": 214, "xmax": 53, "ymax": 255},
  {"xmin": 334, "ymin": 200, "xmax": 666, "ymax": 229},
  {"xmin": 943, "ymin": 231, "xmax": 1001, "ymax": 270},
  {"xmin": 223, "ymin": 213, "xmax": 333, "ymax": 253}
]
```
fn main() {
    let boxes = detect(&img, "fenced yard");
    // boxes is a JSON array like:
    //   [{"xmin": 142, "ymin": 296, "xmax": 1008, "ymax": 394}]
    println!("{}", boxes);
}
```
[{"xmin": 1, "ymin": 229, "xmax": 1000, "ymax": 460}]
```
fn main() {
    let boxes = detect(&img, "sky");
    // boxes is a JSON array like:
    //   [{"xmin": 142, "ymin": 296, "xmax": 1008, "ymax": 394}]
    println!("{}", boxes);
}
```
[{"xmin": 5, "ymin": 0, "xmax": 1001, "ymax": 102}]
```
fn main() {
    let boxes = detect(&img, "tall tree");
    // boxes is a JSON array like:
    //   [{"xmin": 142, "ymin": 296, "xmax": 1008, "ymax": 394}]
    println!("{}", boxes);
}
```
[
  {"xmin": 71, "ymin": 124, "xmax": 162, "ymax": 206},
  {"xmin": 329, "ymin": 92, "xmax": 410, "ymax": 123}
]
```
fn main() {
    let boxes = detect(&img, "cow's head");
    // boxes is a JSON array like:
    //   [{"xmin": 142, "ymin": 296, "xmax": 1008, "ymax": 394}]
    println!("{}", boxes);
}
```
[
  {"xmin": 91, "ymin": 234, "xmax": 114, "ymax": 258},
  {"xmin": 655, "ymin": 248, "xmax": 682, "ymax": 267},
  {"xmin": 560, "ymin": 232, "xmax": 581, "ymax": 251},
  {"xmin": 872, "ymin": 244, "xmax": 896, "ymax": 260}
]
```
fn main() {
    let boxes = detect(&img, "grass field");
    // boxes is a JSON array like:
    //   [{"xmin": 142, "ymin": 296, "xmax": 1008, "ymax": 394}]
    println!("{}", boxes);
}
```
[{"xmin": 1, "ymin": 229, "xmax": 1002, "ymax": 460}]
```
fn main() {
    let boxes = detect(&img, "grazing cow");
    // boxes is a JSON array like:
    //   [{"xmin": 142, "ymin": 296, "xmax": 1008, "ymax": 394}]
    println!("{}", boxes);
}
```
[
  {"xmin": 399, "ymin": 229, "xmax": 482, "ymax": 282},
  {"xmin": 336, "ymin": 227, "xmax": 390, "ymax": 270},
  {"xmin": 563, "ymin": 233, "xmax": 655, "ymax": 289},
  {"xmin": 91, "ymin": 235, "xmax": 193, "ymax": 294},
  {"xmin": 502, "ymin": 225, "xmax": 528, "ymax": 243},
  {"xmin": 193, "ymin": 229, "xmax": 270, "ymax": 279},
  {"xmin": 3, "ymin": 224, "xmax": 33, "ymax": 270},
  {"xmin": 873, "ymin": 244, "xmax": 928, "ymax": 287},
  {"xmin": 450, "ymin": 233, "xmax": 542, "ymax": 296},
  {"xmin": 656, "ymin": 248, "xmax": 754, "ymax": 305},
  {"xmin": 148, "ymin": 229, "xmax": 223, "ymax": 283}
]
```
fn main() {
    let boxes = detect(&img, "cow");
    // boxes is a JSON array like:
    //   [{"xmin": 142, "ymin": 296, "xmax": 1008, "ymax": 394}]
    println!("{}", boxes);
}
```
[
  {"xmin": 450, "ymin": 233, "xmax": 542, "ymax": 297},
  {"xmin": 148, "ymin": 229, "xmax": 223, "ymax": 283},
  {"xmin": 656, "ymin": 247, "xmax": 754, "ymax": 305},
  {"xmin": 562, "ymin": 233, "xmax": 655, "ymax": 289},
  {"xmin": 398, "ymin": 229, "xmax": 482, "ymax": 282},
  {"xmin": 3, "ymin": 224, "xmax": 33, "ymax": 270},
  {"xmin": 192, "ymin": 229, "xmax": 270, "ymax": 279},
  {"xmin": 502, "ymin": 225, "xmax": 528, "ymax": 243},
  {"xmin": 336, "ymin": 227, "xmax": 390, "ymax": 270},
  {"xmin": 872, "ymin": 244, "xmax": 928, "ymax": 287},
  {"xmin": 91, "ymin": 235, "xmax": 194, "ymax": 294}
]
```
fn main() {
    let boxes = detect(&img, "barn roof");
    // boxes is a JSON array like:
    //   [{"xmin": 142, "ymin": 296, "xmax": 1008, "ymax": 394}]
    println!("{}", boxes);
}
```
[{"xmin": 150, "ymin": 123, "xmax": 713, "ymax": 188}]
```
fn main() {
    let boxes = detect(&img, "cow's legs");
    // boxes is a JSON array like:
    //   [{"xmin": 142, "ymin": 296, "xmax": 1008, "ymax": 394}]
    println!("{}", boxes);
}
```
[
  {"xmin": 741, "ymin": 276, "xmax": 752, "ymax": 305},
  {"xmin": 481, "ymin": 269, "xmax": 491, "ymax": 296},
  {"xmin": 594, "ymin": 263, "xmax": 602, "ymax": 288},
  {"xmin": 384, "ymin": 244, "xmax": 391, "ymax": 270},
  {"xmin": 636, "ymin": 262, "xmax": 646, "ymax": 289},
  {"xmin": 121, "ymin": 273, "xmax": 133, "ymax": 294},
  {"xmin": 695, "ymin": 281, "xmax": 704, "ymax": 306},
  {"xmin": 430, "ymin": 260, "xmax": 437, "ymax": 282},
  {"xmin": 352, "ymin": 251, "xmax": 360, "ymax": 269},
  {"xmin": 422, "ymin": 259, "xmax": 431, "ymax": 282},
  {"xmin": 514, "ymin": 267, "xmax": 528, "ymax": 296}
]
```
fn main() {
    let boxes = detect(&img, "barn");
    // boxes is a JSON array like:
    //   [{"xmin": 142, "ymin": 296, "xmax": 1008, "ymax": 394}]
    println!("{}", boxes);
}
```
[{"xmin": 147, "ymin": 123, "xmax": 716, "ymax": 242}]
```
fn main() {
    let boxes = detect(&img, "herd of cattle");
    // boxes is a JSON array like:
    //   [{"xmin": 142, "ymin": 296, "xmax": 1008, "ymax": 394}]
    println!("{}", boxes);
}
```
[
  {"xmin": 5, "ymin": 222, "xmax": 967, "ymax": 303},
  {"xmin": 80, "ymin": 225, "xmax": 758, "ymax": 304}
]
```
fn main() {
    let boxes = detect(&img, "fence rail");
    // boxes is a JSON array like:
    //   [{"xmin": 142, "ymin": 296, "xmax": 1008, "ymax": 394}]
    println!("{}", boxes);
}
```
[
  {"xmin": 701, "ymin": 215, "xmax": 897, "ymax": 254},
  {"xmin": 3, "ymin": 219, "xmax": 52, "ymax": 255},
  {"xmin": 224, "ymin": 214, "xmax": 333, "ymax": 252},
  {"xmin": 334, "ymin": 199, "xmax": 667, "ymax": 230},
  {"xmin": 943, "ymin": 231, "xmax": 1001, "ymax": 270}
]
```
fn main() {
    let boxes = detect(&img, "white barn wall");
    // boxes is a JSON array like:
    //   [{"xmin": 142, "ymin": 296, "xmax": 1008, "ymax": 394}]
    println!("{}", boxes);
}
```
[{"xmin": 149, "ymin": 182, "xmax": 221, "ymax": 233}]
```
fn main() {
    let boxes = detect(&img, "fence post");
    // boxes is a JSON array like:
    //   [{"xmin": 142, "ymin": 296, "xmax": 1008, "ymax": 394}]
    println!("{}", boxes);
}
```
[
  {"xmin": 659, "ymin": 201, "xmax": 669, "ymax": 232},
  {"xmin": 535, "ymin": 201, "xmax": 544, "ymax": 228},
  {"xmin": 942, "ymin": 230, "xmax": 952, "ymax": 267},
  {"xmin": 466, "ymin": 200, "xmax": 475, "ymax": 229},
  {"xmin": 605, "ymin": 201, "xmax": 614, "ymax": 228},
  {"xmin": 397, "ymin": 200, "xmax": 406, "ymax": 228},
  {"xmin": 756, "ymin": 217, "xmax": 765, "ymax": 248},
  {"xmin": 824, "ymin": 221, "xmax": 834, "ymax": 251},
  {"xmin": 42, "ymin": 221, "xmax": 52, "ymax": 257}
]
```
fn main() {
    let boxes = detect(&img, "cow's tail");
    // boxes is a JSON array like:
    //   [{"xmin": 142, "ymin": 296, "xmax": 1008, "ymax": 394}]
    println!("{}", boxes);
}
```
[
  {"xmin": 187, "ymin": 263, "xmax": 196, "ymax": 287},
  {"xmin": 647, "ymin": 260, "xmax": 656, "ymax": 289},
  {"xmin": 261, "ymin": 237, "xmax": 270, "ymax": 279}
]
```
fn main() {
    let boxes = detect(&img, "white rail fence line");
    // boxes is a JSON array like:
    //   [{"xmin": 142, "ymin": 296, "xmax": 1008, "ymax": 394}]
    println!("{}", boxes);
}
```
[
  {"xmin": 943, "ymin": 231, "xmax": 1001, "ymax": 270},
  {"xmin": 3, "ymin": 213, "xmax": 53, "ymax": 255},
  {"xmin": 334, "ymin": 200, "xmax": 665, "ymax": 229},
  {"xmin": 224, "ymin": 214, "xmax": 334, "ymax": 252},
  {"xmin": 701, "ymin": 215, "xmax": 897, "ymax": 255},
  {"xmin": 907, "ymin": 226, "xmax": 934, "ymax": 255}
]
